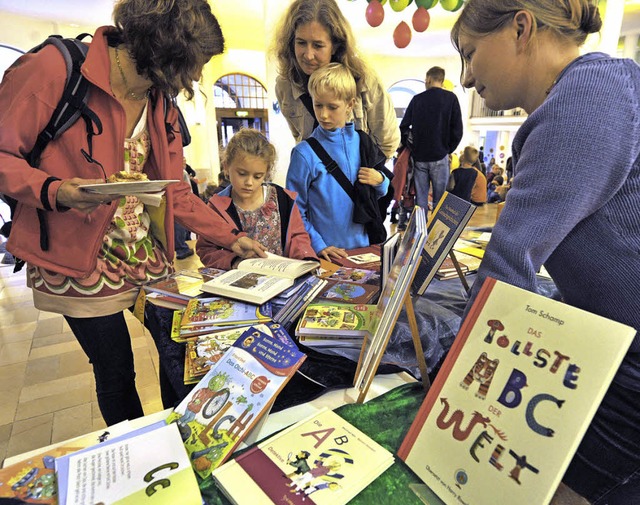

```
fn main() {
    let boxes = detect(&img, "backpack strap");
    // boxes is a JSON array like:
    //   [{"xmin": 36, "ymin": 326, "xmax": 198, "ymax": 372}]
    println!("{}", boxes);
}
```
[
  {"xmin": 304, "ymin": 137, "xmax": 357, "ymax": 204},
  {"xmin": 163, "ymin": 95, "xmax": 192, "ymax": 147}
]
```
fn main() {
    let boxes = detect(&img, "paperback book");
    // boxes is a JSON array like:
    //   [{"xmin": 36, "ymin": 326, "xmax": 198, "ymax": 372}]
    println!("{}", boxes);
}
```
[
  {"xmin": 167, "ymin": 326, "xmax": 306, "ymax": 479},
  {"xmin": 144, "ymin": 268, "xmax": 225, "ymax": 300},
  {"xmin": 330, "ymin": 245, "xmax": 381, "ymax": 270},
  {"xmin": 317, "ymin": 261, "xmax": 380, "ymax": 286},
  {"xmin": 295, "ymin": 302, "xmax": 377, "ymax": 340},
  {"xmin": 184, "ymin": 321, "xmax": 296, "ymax": 384},
  {"xmin": 200, "ymin": 253, "xmax": 319, "ymax": 305},
  {"xmin": 181, "ymin": 296, "xmax": 271, "ymax": 328},
  {"xmin": 412, "ymin": 191, "xmax": 476, "ymax": 296},
  {"xmin": 212, "ymin": 407, "xmax": 394, "ymax": 505},
  {"xmin": 398, "ymin": 278, "xmax": 635, "ymax": 505},
  {"xmin": 57, "ymin": 423, "xmax": 200, "ymax": 505},
  {"xmin": 315, "ymin": 280, "xmax": 379, "ymax": 304},
  {"xmin": 272, "ymin": 276, "xmax": 328, "ymax": 329}
]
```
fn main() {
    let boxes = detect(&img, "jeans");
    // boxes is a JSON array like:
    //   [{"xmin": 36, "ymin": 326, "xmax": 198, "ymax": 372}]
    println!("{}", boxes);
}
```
[
  {"xmin": 562, "ymin": 376, "xmax": 640, "ymax": 503},
  {"xmin": 413, "ymin": 156, "xmax": 450, "ymax": 213},
  {"xmin": 65, "ymin": 312, "xmax": 144, "ymax": 426},
  {"xmin": 174, "ymin": 221, "xmax": 191, "ymax": 256}
]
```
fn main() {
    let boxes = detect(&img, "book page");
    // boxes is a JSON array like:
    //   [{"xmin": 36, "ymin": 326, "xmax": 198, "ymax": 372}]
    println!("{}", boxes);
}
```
[{"xmin": 239, "ymin": 252, "xmax": 318, "ymax": 279}]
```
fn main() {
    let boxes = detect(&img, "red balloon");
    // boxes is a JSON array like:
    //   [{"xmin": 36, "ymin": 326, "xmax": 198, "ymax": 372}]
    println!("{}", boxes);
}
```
[
  {"xmin": 393, "ymin": 21, "xmax": 412, "ymax": 49},
  {"xmin": 366, "ymin": 0, "xmax": 385, "ymax": 28},
  {"xmin": 412, "ymin": 6, "xmax": 430, "ymax": 32}
]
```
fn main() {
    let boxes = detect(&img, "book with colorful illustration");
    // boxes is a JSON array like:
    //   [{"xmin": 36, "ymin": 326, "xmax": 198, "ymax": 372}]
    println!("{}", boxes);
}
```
[
  {"xmin": 167, "ymin": 326, "xmax": 306, "ymax": 479},
  {"xmin": 212, "ymin": 407, "xmax": 394, "ymax": 505},
  {"xmin": 317, "ymin": 261, "xmax": 380, "ymax": 286},
  {"xmin": 398, "ymin": 278, "xmax": 636, "ymax": 505},
  {"xmin": 412, "ymin": 191, "xmax": 476, "ymax": 296},
  {"xmin": 315, "ymin": 280, "xmax": 380, "ymax": 304},
  {"xmin": 144, "ymin": 268, "xmax": 225, "ymax": 301},
  {"xmin": 183, "ymin": 321, "xmax": 296, "ymax": 384},
  {"xmin": 295, "ymin": 302, "xmax": 378, "ymax": 339},
  {"xmin": 181, "ymin": 297, "xmax": 271, "ymax": 328}
]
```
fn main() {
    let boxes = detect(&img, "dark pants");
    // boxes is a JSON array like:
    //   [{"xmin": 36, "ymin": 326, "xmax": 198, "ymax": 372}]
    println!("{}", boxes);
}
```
[
  {"xmin": 144, "ymin": 303, "xmax": 195, "ymax": 409},
  {"xmin": 65, "ymin": 312, "xmax": 144, "ymax": 426},
  {"xmin": 563, "ymin": 375, "xmax": 640, "ymax": 504}
]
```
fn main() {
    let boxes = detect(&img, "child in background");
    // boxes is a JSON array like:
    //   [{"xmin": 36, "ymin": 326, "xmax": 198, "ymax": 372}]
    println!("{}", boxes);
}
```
[
  {"xmin": 448, "ymin": 146, "xmax": 487, "ymax": 206},
  {"xmin": 197, "ymin": 129, "xmax": 317, "ymax": 269},
  {"xmin": 286, "ymin": 63, "xmax": 390, "ymax": 261}
]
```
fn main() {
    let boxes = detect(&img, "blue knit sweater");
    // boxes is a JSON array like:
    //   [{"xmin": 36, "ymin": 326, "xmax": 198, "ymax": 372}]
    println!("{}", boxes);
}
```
[
  {"xmin": 470, "ymin": 53, "xmax": 640, "ymax": 388},
  {"xmin": 286, "ymin": 123, "xmax": 389, "ymax": 253}
]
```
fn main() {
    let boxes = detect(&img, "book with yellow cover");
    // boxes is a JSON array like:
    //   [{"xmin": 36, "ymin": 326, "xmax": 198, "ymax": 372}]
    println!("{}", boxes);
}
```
[
  {"xmin": 212, "ymin": 407, "xmax": 394, "ymax": 505},
  {"xmin": 295, "ymin": 302, "xmax": 378, "ymax": 338},
  {"xmin": 398, "ymin": 278, "xmax": 635, "ymax": 505}
]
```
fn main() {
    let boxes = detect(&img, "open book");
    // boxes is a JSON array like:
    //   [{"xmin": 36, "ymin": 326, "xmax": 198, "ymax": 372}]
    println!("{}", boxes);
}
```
[{"xmin": 201, "ymin": 253, "xmax": 319, "ymax": 305}]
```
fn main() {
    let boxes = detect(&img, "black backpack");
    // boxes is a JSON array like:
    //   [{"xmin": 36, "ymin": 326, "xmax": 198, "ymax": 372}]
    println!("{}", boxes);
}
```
[{"xmin": 1, "ymin": 34, "xmax": 191, "ymax": 271}]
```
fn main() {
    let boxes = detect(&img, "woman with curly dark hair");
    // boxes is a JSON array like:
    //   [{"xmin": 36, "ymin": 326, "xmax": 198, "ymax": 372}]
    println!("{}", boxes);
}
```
[{"xmin": 0, "ymin": 0, "xmax": 266, "ymax": 425}]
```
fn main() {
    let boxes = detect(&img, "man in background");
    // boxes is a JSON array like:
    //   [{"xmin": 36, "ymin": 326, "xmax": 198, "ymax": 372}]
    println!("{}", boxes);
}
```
[{"xmin": 399, "ymin": 66, "xmax": 462, "ymax": 229}]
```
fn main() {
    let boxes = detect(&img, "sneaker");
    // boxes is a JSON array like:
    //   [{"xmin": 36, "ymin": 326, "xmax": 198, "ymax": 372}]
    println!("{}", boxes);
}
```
[{"xmin": 176, "ymin": 249, "xmax": 195, "ymax": 260}]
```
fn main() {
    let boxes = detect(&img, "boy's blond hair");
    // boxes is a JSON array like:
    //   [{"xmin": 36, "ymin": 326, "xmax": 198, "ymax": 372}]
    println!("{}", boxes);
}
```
[
  {"xmin": 308, "ymin": 62, "xmax": 357, "ymax": 102},
  {"xmin": 463, "ymin": 146, "xmax": 479, "ymax": 164}
]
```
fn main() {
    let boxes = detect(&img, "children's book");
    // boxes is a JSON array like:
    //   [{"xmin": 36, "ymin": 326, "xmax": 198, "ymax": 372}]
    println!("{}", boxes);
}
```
[
  {"xmin": 180, "ymin": 296, "xmax": 271, "ymax": 328},
  {"xmin": 272, "ymin": 276, "xmax": 328, "ymax": 329},
  {"xmin": 56, "ymin": 422, "xmax": 200, "ymax": 505},
  {"xmin": 144, "ymin": 268, "xmax": 225, "ymax": 301},
  {"xmin": 315, "ymin": 280, "xmax": 379, "ymax": 305},
  {"xmin": 184, "ymin": 321, "xmax": 296, "ymax": 384},
  {"xmin": 330, "ymin": 245, "xmax": 382, "ymax": 270},
  {"xmin": 317, "ymin": 261, "xmax": 380, "ymax": 286},
  {"xmin": 398, "ymin": 278, "xmax": 636, "ymax": 505},
  {"xmin": 412, "ymin": 191, "xmax": 476, "ymax": 296},
  {"xmin": 200, "ymin": 253, "xmax": 319, "ymax": 305},
  {"xmin": 295, "ymin": 302, "xmax": 378, "ymax": 339},
  {"xmin": 167, "ymin": 326, "xmax": 306, "ymax": 479},
  {"xmin": 354, "ymin": 206, "xmax": 428, "ymax": 396},
  {"xmin": 0, "ymin": 423, "xmax": 134, "ymax": 504},
  {"xmin": 212, "ymin": 407, "xmax": 394, "ymax": 505},
  {"xmin": 381, "ymin": 232, "xmax": 401, "ymax": 288}
]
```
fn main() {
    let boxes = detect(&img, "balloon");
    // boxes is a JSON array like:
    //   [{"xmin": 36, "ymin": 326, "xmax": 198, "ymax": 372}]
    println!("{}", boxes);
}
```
[
  {"xmin": 440, "ymin": 0, "xmax": 464, "ymax": 11},
  {"xmin": 393, "ymin": 21, "xmax": 412, "ymax": 48},
  {"xmin": 412, "ymin": 7, "xmax": 430, "ymax": 32},
  {"xmin": 367, "ymin": 0, "xmax": 387, "ymax": 4},
  {"xmin": 390, "ymin": 0, "xmax": 411, "ymax": 13},
  {"xmin": 442, "ymin": 79, "xmax": 454, "ymax": 91},
  {"xmin": 365, "ymin": 0, "xmax": 385, "ymax": 27},
  {"xmin": 415, "ymin": 0, "xmax": 438, "ymax": 7}
]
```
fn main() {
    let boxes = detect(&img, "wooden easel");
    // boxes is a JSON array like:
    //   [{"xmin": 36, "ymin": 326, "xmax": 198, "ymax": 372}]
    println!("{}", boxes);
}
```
[
  {"xmin": 354, "ymin": 265, "xmax": 431, "ymax": 403},
  {"xmin": 448, "ymin": 249, "xmax": 470, "ymax": 295}
]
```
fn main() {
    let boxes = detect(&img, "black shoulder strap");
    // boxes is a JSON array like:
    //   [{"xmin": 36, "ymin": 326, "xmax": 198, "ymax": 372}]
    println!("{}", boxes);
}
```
[
  {"xmin": 26, "ymin": 34, "xmax": 102, "ymax": 169},
  {"xmin": 274, "ymin": 184, "xmax": 293, "ymax": 253},
  {"xmin": 163, "ymin": 95, "xmax": 191, "ymax": 147},
  {"xmin": 299, "ymin": 93, "xmax": 319, "ymax": 131},
  {"xmin": 304, "ymin": 137, "xmax": 356, "ymax": 203}
]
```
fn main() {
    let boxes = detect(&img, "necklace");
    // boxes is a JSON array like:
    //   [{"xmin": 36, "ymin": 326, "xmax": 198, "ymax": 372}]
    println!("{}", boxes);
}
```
[{"xmin": 114, "ymin": 47, "xmax": 149, "ymax": 101}]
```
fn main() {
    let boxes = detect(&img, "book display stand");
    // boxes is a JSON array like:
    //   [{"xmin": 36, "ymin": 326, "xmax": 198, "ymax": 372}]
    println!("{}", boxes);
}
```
[
  {"xmin": 355, "ymin": 261, "xmax": 430, "ymax": 404},
  {"xmin": 447, "ymin": 249, "xmax": 470, "ymax": 295}
]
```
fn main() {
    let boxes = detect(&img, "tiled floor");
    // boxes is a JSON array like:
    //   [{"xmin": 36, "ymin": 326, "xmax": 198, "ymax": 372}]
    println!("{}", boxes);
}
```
[{"xmin": 0, "ymin": 204, "xmax": 498, "ymax": 466}]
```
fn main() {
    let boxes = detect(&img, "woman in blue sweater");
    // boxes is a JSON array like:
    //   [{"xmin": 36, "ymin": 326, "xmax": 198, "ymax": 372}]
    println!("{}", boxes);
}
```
[{"xmin": 452, "ymin": 1, "xmax": 640, "ymax": 503}]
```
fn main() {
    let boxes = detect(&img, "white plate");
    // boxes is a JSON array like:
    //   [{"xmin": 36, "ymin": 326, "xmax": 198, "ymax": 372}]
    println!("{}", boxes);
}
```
[{"xmin": 79, "ymin": 180, "xmax": 179, "ymax": 195}]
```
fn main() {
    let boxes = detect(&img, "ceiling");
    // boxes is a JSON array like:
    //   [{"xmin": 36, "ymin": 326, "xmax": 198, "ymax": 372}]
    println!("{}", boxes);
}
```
[{"xmin": 0, "ymin": 0, "xmax": 638, "ymax": 59}]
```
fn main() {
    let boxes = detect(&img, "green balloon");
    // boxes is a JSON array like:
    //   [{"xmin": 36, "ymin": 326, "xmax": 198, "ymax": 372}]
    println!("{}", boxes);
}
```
[
  {"xmin": 440, "ymin": 0, "xmax": 463, "ymax": 11},
  {"xmin": 416, "ymin": 0, "xmax": 438, "ymax": 8}
]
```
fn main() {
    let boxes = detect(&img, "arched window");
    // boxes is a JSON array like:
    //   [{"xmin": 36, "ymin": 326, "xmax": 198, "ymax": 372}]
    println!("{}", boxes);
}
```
[
  {"xmin": 213, "ymin": 73, "xmax": 269, "ymax": 146},
  {"xmin": 387, "ymin": 79, "xmax": 424, "ymax": 119}
]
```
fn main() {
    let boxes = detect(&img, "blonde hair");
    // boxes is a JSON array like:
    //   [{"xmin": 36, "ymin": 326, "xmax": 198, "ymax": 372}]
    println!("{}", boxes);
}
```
[
  {"xmin": 222, "ymin": 129, "xmax": 277, "ymax": 181},
  {"xmin": 272, "ymin": 0, "xmax": 368, "ymax": 91},
  {"xmin": 451, "ymin": 0, "xmax": 601, "ymax": 78},
  {"xmin": 308, "ymin": 63, "xmax": 357, "ymax": 102},
  {"xmin": 463, "ymin": 146, "xmax": 479, "ymax": 164}
]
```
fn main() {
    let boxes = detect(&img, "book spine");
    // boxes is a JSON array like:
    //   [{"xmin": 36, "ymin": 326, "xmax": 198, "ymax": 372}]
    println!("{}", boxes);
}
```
[{"xmin": 397, "ymin": 277, "xmax": 496, "ymax": 460}]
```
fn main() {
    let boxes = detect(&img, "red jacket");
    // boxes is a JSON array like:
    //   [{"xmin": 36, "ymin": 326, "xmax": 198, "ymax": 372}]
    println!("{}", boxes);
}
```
[
  {"xmin": 0, "ymin": 26, "xmax": 242, "ymax": 278},
  {"xmin": 196, "ymin": 184, "xmax": 317, "ymax": 269}
]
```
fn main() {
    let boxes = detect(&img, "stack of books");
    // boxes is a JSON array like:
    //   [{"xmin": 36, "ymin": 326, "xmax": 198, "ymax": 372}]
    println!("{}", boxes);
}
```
[
  {"xmin": 296, "ymin": 302, "xmax": 378, "ymax": 348},
  {"xmin": 143, "ymin": 268, "xmax": 225, "ymax": 309}
]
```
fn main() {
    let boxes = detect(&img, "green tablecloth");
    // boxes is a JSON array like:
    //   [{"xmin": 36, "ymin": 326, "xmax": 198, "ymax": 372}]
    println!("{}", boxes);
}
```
[{"xmin": 199, "ymin": 382, "xmax": 430, "ymax": 504}]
